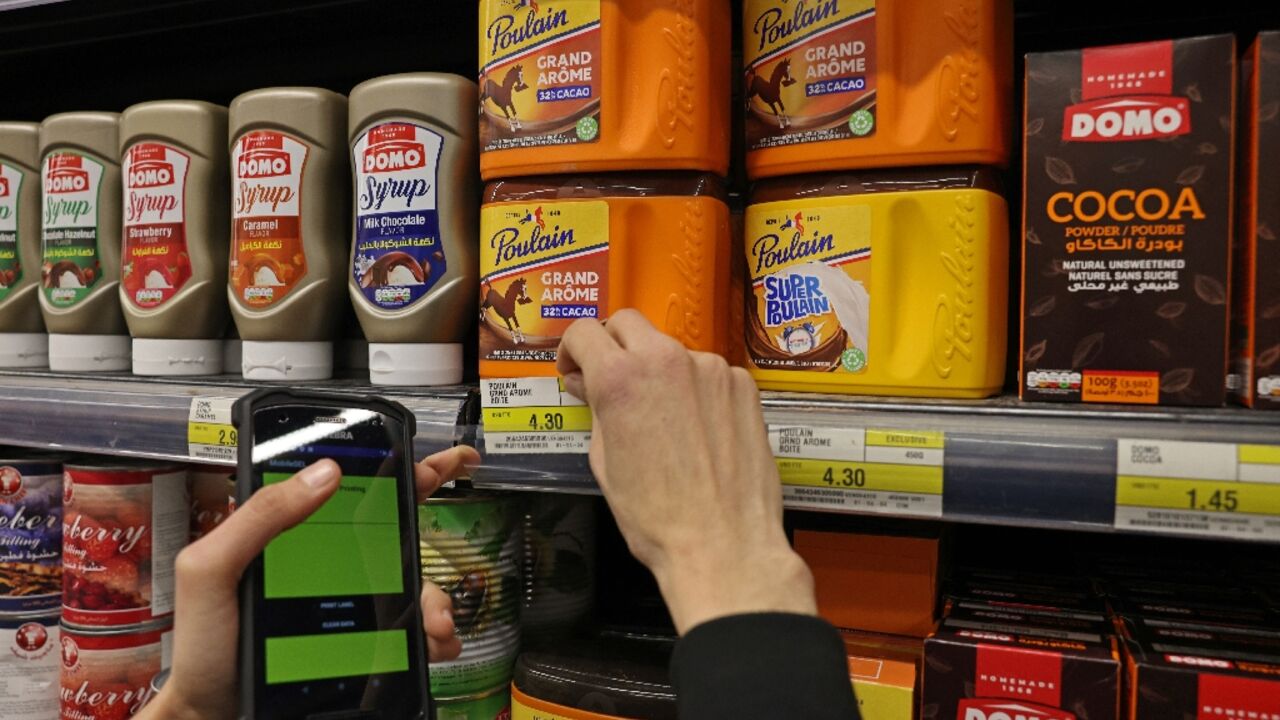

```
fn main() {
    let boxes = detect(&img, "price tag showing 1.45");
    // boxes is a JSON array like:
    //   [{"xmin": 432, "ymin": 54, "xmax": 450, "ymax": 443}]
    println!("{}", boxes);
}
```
[
  {"xmin": 770, "ymin": 426, "xmax": 945, "ymax": 518},
  {"xmin": 188, "ymin": 396, "xmax": 238, "ymax": 463},
  {"xmin": 1115, "ymin": 439, "xmax": 1280, "ymax": 540}
]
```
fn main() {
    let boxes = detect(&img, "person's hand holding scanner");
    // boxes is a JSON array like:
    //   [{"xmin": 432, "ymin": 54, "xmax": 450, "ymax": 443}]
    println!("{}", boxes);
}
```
[
  {"xmin": 557, "ymin": 310, "xmax": 817, "ymax": 634},
  {"xmin": 136, "ymin": 446, "xmax": 479, "ymax": 720}
]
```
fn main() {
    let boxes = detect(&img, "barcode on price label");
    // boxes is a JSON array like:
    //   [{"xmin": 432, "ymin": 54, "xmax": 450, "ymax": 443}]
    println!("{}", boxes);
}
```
[
  {"xmin": 770, "ymin": 426, "xmax": 945, "ymax": 517},
  {"xmin": 188, "ymin": 396, "xmax": 238, "ymax": 463},
  {"xmin": 481, "ymin": 378, "xmax": 591, "ymax": 455},
  {"xmin": 1115, "ymin": 439, "xmax": 1280, "ymax": 540}
]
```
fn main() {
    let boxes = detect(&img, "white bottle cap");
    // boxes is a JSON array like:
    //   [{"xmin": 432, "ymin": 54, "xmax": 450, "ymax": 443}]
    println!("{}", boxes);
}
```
[
  {"xmin": 0, "ymin": 333, "xmax": 49, "ymax": 368},
  {"xmin": 48, "ymin": 334, "xmax": 132, "ymax": 372},
  {"xmin": 368, "ymin": 343, "xmax": 463, "ymax": 386},
  {"xmin": 242, "ymin": 341, "xmax": 333, "ymax": 381},
  {"xmin": 132, "ymin": 338, "xmax": 224, "ymax": 376},
  {"xmin": 223, "ymin": 339, "xmax": 242, "ymax": 375}
]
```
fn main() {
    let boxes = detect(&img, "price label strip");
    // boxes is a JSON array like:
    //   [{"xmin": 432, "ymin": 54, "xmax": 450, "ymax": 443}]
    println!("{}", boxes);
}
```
[
  {"xmin": 771, "ymin": 426, "xmax": 945, "ymax": 517},
  {"xmin": 481, "ymin": 378, "xmax": 592, "ymax": 455},
  {"xmin": 188, "ymin": 396, "xmax": 238, "ymax": 463},
  {"xmin": 1115, "ymin": 439, "xmax": 1280, "ymax": 540}
]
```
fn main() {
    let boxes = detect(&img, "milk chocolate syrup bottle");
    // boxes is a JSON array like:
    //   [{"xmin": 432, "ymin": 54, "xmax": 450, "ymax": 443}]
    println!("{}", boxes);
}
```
[
  {"xmin": 120, "ymin": 101, "xmax": 230, "ymax": 376},
  {"xmin": 39, "ymin": 112, "xmax": 129, "ymax": 371},
  {"xmin": 0, "ymin": 123, "xmax": 47, "ymax": 367},
  {"xmin": 228, "ymin": 88, "xmax": 348, "ymax": 381},
  {"xmin": 348, "ymin": 73, "xmax": 479, "ymax": 385}
]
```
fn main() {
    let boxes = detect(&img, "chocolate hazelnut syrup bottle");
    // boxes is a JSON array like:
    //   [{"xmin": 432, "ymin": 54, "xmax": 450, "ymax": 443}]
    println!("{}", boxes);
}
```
[
  {"xmin": 120, "ymin": 101, "xmax": 230, "ymax": 376},
  {"xmin": 39, "ymin": 112, "xmax": 129, "ymax": 371},
  {"xmin": 228, "ymin": 88, "xmax": 348, "ymax": 381},
  {"xmin": 348, "ymin": 73, "xmax": 479, "ymax": 385},
  {"xmin": 0, "ymin": 123, "xmax": 47, "ymax": 367}
]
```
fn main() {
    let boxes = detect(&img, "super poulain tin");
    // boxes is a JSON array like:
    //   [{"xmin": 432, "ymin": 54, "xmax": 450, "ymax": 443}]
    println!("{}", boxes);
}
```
[{"xmin": 746, "ymin": 167, "xmax": 1008, "ymax": 398}]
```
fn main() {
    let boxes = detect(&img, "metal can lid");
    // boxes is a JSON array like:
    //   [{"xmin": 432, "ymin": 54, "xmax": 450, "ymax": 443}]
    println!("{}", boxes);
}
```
[
  {"xmin": 0, "ymin": 610, "xmax": 62, "ymax": 628},
  {"xmin": 65, "ymin": 459, "xmax": 182, "ymax": 472},
  {"xmin": 60, "ymin": 618, "xmax": 175, "ymax": 636}
]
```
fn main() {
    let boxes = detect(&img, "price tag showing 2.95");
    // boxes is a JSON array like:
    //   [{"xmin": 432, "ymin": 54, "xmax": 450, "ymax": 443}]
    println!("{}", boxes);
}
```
[
  {"xmin": 481, "ymin": 378, "xmax": 592, "ymax": 454},
  {"xmin": 187, "ymin": 396, "xmax": 238, "ymax": 463},
  {"xmin": 1115, "ymin": 439, "xmax": 1280, "ymax": 540},
  {"xmin": 770, "ymin": 426, "xmax": 945, "ymax": 517}
]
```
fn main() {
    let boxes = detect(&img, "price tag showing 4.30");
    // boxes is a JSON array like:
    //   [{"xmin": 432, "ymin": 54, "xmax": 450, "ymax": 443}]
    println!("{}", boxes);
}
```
[
  {"xmin": 187, "ymin": 396, "xmax": 238, "ymax": 463},
  {"xmin": 1115, "ymin": 439, "xmax": 1280, "ymax": 540},
  {"xmin": 481, "ymin": 378, "xmax": 592, "ymax": 454},
  {"xmin": 770, "ymin": 426, "xmax": 945, "ymax": 517}
]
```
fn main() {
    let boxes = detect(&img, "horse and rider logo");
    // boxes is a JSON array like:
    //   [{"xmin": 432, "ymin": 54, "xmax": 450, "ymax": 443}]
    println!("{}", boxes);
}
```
[
  {"xmin": 482, "ymin": 64, "xmax": 531, "ymax": 133},
  {"xmin": 481, "ymin": 277, "xmax": 534, "ymax": 344},
  {"xmin": 746, "ymin": 57, "xmax": 798, "ymax": 129}
]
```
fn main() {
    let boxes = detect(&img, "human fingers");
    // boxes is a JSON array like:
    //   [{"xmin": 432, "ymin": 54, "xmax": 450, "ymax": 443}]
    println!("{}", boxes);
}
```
[
  {"xmin": 415, "ymin": 446, "xmax": 481, "ymax": 501},
  {"xmin": 421, "ymin": 582, "xmax": 462, "ymax": 662},
  {"xmin": 600, "ymin": 308, "xmax": 659, "ymax": 349},
  {"xmin": 182, "ymin": 460, "xmax": 341, "ymax": 585},
  {"xmin": 556, "ymin": 318, "xmax": 620, "ymax": 400}
]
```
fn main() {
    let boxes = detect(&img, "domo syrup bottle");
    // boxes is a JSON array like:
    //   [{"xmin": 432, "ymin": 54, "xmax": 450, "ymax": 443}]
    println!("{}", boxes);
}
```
[{"xmin": 0, "ymin": 123, "xmax": 46, "ymax": 367}]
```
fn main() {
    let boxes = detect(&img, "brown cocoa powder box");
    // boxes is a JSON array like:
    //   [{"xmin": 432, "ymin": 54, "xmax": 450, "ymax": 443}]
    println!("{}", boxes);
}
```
[
  {"xmin": 1233, "ymin": 31, "xmax": 1280, "ymax": 409},
  {"xmin": 1021, "ymin": 34, "xmax": 1237, "ymax": 407}
]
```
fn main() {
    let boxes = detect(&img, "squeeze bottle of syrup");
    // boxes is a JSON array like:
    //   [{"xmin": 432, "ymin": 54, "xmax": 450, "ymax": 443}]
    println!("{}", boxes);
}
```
[
  {"xmin": 228, "ymin": 88, "xmax": 349, "ymax": 381},
  {"xmin": 478, "ymin": 0, "xmax": 731, "ymax": 180},
  {"xmin": 745, "ymin": 168, "xmax": 1008, "ymax": 398},
  {"xmin": 742, "ymin": 0, "xmax": 1013, "ymax": 179},
  {"xmin": 40, "ymin": 112, "xmax": 129, "ymax": 371},
  {"xmin": 479, "ymin": 173, "xmax": 731, "ymax": 379},
  {"xmin": 349, "ymin": 73, "xmax": 480, "ymax": 386},
  {"xmin": 0, "ymin": 123, "xmax": 47, "ymax": 367},
  {"xmin": 120, "ymin": 101, "xmax": 230, "ymax": 376}
]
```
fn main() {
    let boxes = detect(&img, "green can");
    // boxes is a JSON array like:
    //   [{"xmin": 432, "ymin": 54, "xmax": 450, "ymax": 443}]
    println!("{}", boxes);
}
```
[
  {"xmin": 434, "ymin": 684, "xmax": 511, "ymax": 720},
  {"xmin": 420, "ymin": 492, "xmax": 521, "ymax": 699}
]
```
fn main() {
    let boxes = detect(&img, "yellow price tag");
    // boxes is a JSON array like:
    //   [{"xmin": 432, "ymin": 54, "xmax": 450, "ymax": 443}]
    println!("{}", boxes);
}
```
[
  {"xmin": 483, "ymin": 406, "xmax": 593, "ymax": 434},
  {"xmin": 1116, "ymin": 476, "xmax": 1280, "ymax": 516},
  {"xmin": 865, "ymin": 429, "xmax": 945, "ymax": 449},
  {"xmin": 777, "ymin": 458, "xmax": 943, "ymax": 495},
  {"xmin": 189, "ymin": 422, "xmax": 238, "ymax": 448}
]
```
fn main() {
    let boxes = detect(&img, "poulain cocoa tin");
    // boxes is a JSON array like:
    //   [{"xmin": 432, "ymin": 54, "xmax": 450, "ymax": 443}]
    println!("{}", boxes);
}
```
[
  {"xmin": 62, "ymin": 462, "xmax": 188, "ymax": 628},
  {"xmin": 511, "ymin": 634, "xmax": 677, "ymax": 719},
  {"xmin": 1, "ymin": 611, "xmax": 60, "ymax": 720},
  {"xmin": 0, "ymin": 456, "xmax": 63, "ymax": 613},
  {"xmin": 419, "ymin": 493, "xmax": 521, "ymax": 702},
  {"xmin": 58, "ymin": 620, "xmax": 171, "ymax": 720},
  {"xmin": 521, "ymin": 495, "xmax": 595, "ymax": 643}
]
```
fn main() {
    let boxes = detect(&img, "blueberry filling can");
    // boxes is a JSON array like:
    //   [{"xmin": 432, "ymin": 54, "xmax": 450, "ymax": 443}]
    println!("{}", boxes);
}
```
[
  {"xmin": 0, "ymin": 611, "xmax": 61, "ymax": 720},
  {"xmin": 0, "ymin": 457, "xmax": 64, "ymax": 613},
  {"xmin": 419, "ymin": 492, "xmax": 521, "ymax": 700}
]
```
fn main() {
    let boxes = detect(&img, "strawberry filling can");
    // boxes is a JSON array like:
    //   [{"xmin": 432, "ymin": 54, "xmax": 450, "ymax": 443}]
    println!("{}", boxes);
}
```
[
  {"xmin": 1, "ymin": 612, "xmax": 61, "ymax": 720},
  {"xmin": 61, "ymin": 463, "xmax": 189, "ymax": 628},
  {"xmin": 187, "ymin": 466, "xmax": 233, "ymax": 542},
  {"xmin": 58, "ymin": 621, "xmax": 171, "ymax": 720},
  {"xmin": 0, "ymin": 457, "xmax": 64, "ymax": 613}
]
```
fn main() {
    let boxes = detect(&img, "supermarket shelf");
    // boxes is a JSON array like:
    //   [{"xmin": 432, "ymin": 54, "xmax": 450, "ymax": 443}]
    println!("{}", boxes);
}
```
[
  {"xmin": 472, "ymin": 392, "xmax": 1280, "ymax": 536},
  {"xmin": 0, "ymin": 370, "xmax": 470, "ymax": 465}
]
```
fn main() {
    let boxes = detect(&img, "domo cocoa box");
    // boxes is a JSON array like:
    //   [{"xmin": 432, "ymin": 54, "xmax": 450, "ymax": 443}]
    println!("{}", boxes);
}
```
[
  {"xmin": 1233, "ymin": 31, "xmax": 1280, "ymax": 409},
  {"xmin": 923, "ymin": 624, "xmax": 1121, "ymax": 720},
  {"xmin": 1022, "ymin": 35, "xmax": 1237, "ymax": 406},
  {"xmin": 1121, "ymin": 616, "xmax": 1280, "ymax": 718}
]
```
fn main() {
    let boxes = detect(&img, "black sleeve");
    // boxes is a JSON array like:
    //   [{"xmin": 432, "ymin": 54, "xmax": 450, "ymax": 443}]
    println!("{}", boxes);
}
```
[{"xmin": 669, "ymin": 613, "xmax": 860, "ymax": 719}]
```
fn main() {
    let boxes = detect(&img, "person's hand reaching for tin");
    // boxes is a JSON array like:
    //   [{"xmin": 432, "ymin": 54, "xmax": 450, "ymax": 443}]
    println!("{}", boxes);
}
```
[
  {"xmin": 556, "ymin": 310, "xmax": 817, "ymax": 635},
  {"xmin": 136, "ymin": 446, "xmax": 479, "ymax": 720}
]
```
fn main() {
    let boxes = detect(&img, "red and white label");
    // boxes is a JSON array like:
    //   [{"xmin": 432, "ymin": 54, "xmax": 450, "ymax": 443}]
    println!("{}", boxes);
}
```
[
  {"xmin": 958, "ymin": 699, "xmax": 1076, "ymax": 720},
  {"xmin": 2, "ymin": 617, "xmax": 59, "ymax": 720},
  {"xmin": 1197, "ymin": 673, "xmax": 1280, "ymax": 720},
  {"xmin": 231, "ymin": 131, "xmax": 309, "ymax": 308},
  {"xmin": 1064, "ymin": 40, "xmax": 1190, "ymax": 142},
  {"xmin": 45, "ymin": 155, "xmax": 90, "ymax": 194},
  {"xmin": 122, "ymin": 142, "xmax": 191, "ymax": 308},
  {"xmin": 61, "ymin": 467, "xmax": 189, "ymax": 627},
  {"xmin": 59, "ymin": 625, "xmax": 171, "ymax": 720},
  {"xmin": 362, "ymin": 124, "xmax": 427, "ymax": 173},
  {"xmin": 976, "ymin": 644, "xmax": 1064, "ymax": 708}
]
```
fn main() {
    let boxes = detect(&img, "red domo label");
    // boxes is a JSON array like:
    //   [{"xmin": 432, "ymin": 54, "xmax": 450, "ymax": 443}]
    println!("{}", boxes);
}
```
[
  {"xmin": 1063, "ymin": 40, "xmax": 1191, "ymax": 142},
  {"xmin": 976, "ymin": 644, "xmax": 1064, "ymax": 707},
  {"xmin": 1197, "ymin": 673, "xmax": 1280, "ymax": 720},
  {"xmin": 958, "ymin": 699, "xmax": 1076, "ymax": 720}
]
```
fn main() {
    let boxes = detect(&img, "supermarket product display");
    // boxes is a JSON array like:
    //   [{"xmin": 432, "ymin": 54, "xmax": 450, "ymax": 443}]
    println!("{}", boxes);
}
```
[
  {"xmin": 187, "ymin": 465, "xmax": 233, "ymax": 542},
  {"xmin": 1021, "ymin": 35, "xmax": 1237, "ymax": 406},
  {"xmin": 348, "ymin": 73, "xmax": 479, "ymax": 386},
  {"xmin": 119, "ymin": 101, "xmax": 230, "ymax": 377},
  {"xmin": 742, "ymin": 0, "xmax": 1013, "ymax": 179},
  {"xmin": 478, "ymin": 173, "xmax": 732, "ymax": 377},
  {"xmin": 745, "ymin": 169, "xmax": 1009, "ymax": 397},
  {"xmin": 59, "ymin": 620, "xmax": 172, "ymax": 720},
  {"xmin": 1233, "ymin": 30, "xmax": 1280, "ymax": 410},
  {"xmin": 2, "ymin": 611, "xmax": 60, "ymax": 720},
  {"xmin": 477, "ymin": 0, "xmax": 731, "ymax": 180},
  {"xmin": 0, "ymin": 455, "xmax": 62, "ymax": 613},
  {"xmin": 39, "ymin": 112, "xmax": 129, "ymax": 372},
  {"xmin": 228, "ymin": 87, "xmax": 349, "ymax": 381},
  {"xmin": 0, "ymin": 122, "xmax": 46, "ymax": 368}
]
